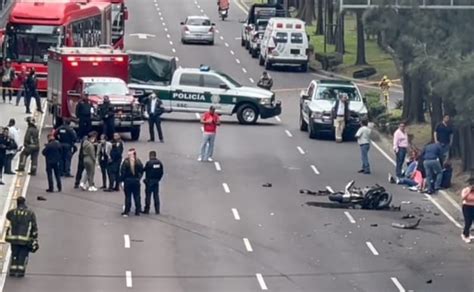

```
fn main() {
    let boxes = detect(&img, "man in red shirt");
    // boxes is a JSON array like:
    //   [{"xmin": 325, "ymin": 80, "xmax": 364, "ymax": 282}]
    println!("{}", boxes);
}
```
[{"xmin": 198, "ymin": 106, "xmax": 220, "ymax": 162}]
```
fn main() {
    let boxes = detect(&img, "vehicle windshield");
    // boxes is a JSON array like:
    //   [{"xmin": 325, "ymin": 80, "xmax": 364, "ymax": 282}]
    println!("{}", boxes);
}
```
[
  {"xmin": 256, "ymin": 20, "xmax": 268, "ymax": 31},
  {"xmin": 315, "ymin": 86, "xmax": 362, "ymax": 101},
  {"xmin": 5, "ymin": 24, "xmax": 60, "ymax": 63},
  {"xmin": 187, "ymin": 18, "xmax": 211, "ymax": 26},
  {"xmin": 84, "ymin": 82, "xmax": 129, "ymax": 96},
  {"xmin": 217, "ymin": 72, "xmax": 241, "ymax": 88}
]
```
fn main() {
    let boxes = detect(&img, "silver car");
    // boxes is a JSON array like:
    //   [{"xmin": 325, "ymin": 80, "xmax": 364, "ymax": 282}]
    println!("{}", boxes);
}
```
[{"xmin": 180, "ymin": 16, "xmax": 215, "ymax": 45}]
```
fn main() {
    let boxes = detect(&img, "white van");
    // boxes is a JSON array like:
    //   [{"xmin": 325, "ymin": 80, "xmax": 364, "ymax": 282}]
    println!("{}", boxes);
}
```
[{"xmin": 259, "ymin": 17, "xmax": 309, "ymax": 72}]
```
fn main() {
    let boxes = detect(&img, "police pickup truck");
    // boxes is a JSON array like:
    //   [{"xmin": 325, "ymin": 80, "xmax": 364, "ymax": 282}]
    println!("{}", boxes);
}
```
[{"xmin": 128, "ymin": 66, "xmax": 282, "ymax": 124}]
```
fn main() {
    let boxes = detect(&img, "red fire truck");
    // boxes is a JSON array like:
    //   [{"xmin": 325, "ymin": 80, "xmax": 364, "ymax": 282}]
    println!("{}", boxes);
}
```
[
  {"xmin": 0, "ymin": 0, "xmax": 121, "ymax": 92},
  {"xmin": 47, "ymin": 46, "xmax": 144, "ymax": 140}
]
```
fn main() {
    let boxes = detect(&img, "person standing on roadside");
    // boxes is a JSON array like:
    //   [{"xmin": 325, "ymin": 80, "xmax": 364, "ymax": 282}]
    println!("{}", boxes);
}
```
[
  {"xmin": 331, "ymin": 93, "xmax": 349, "ymax": 143},
  {"xmin": 5, "ymin": 119, "xmax": 20, "ymax": 175},
  {"xmin": 461, "ymin": 179, "xmax": 474, "ymax": 243},
  {"xmin": 6, "ymin": 197, "xmax": 38, "ymax": 278},
  {"xmin": 1, "ymin": 59, "xmax": 15, "ymax": 103},
  {"xmin": 120, "ymin": 148, "xmax": 144, "ymax": 217},
  {"xmin": 54, "ymin": 119, "xmax": 77, "ymax": 177},
  {"xmin": 0, "ymin": 127, "xmax": 15, "ymax": 185},
  {"xmin": 143, "ymin": 151, "xmax": 164, "ymax": 214},
  {"xmin": 76, "ymin": 95, "xmax": 93, "ymax": 139},
  {"xmin": 97, "ymin": 134, "xmax": 112, "ymax": 189},
  {"xmin": 198, "ymin": 106, "xmax": 220, "ymax": 162},
  {"xmin": 24, "ymin": 68, "xmax": 43, "ymax": 114},
  {"xmin": 106, "ymin": 133, "xmax": 123, "ymax": 192},
  {"xmin": 42, "ymin": 133, "xmax": 62, "ymax": 192},
  {"xmin": 145, "ymin": 93, "xmax": 165, "ymax": 143},
  {"xmin": 98, "ymin": 95, "xmax": 115, "ymax": 140},
  {"xmin": 80, "ymin": 132, "xmax": 98, "ymax": 192},
  {"xmin": 434, "ymin": 114, "xmax": 453, "ymax": 165},
  {"xmin": 421, "ymin": 141, "xmax": 443, "ymax": 195},
  {"xmin": 355, "ymin": 119, "xmax": 371, "ymax": 174},
  {"xmin": 17, "ymin": 117, "xmax": 40, "ymax": 176},
  {"xmin": 393, "ymin": 122, "xmax": 409, "ymax": 178}
]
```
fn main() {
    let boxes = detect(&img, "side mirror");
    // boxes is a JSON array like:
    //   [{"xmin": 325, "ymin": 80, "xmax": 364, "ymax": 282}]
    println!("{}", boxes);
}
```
[
  {"xmin": 180, "ymin": 22, "xmax": 185, "ymax": 25},
  {"xmin": 219, "ymin": 83, "xmax": 229, "ymax": 90},
  {"xmin": 362, "ymin": 97, "xmax": 367, "ymax": 104},
  {"xmin": 67, "ymin": 90, "xmax": 81, "ymax": 98}
]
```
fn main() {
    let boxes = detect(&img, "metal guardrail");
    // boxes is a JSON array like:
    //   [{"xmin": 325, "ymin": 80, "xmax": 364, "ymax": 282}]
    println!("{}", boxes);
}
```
[{"xmin": 340, "ymin": 0, "xmax": 474, "ymax": 11}]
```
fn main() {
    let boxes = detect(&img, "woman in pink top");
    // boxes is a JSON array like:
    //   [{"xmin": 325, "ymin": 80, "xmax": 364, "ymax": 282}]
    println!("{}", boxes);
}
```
[{"xmin": 461, "ymin": 179, "xmax": 474, "ymax": 243}]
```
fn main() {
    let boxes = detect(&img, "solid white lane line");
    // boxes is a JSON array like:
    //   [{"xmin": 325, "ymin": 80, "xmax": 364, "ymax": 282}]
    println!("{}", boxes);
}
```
[
  {"xmin": 231, "ymin": 208, "xmax": 240, "ymax": 220},
  {"xmin": 230, "ymin": 50, "xmax": 235, "ymax": 55},
  {"xmin": 371, "ymin": 141, "xmax": 396, "ymax": 165},
  {"xmin": 285, "ymin": 129, "xmax": 293, "ymax": 137},
  {"xmin": 249, "ymin": 77, "xmax": 255, "ymax": 83},
  {"xmin": 310, "ymin": 165, "xmax": 320, "ymax": 175},
  {"xmin": 195, "ymin": 113, "xmax": 201, "ymax": 119},
  {"xmin": 344, "ymin": 211, "xmax": 356, "ymax": 224},
  {"xmin": 275, "ymin": 116, "xmax": 281, "ymax": 122},
  {"xmin": 243, "ymin": 238, "xmax": 253, "ymax": 252},
  {"xmin": 236, "ymin": 58, "xmax": 241, "ymax": 64},
  {"xmin": 242, "ymin": 68, "xmax": 247, "ymax": 73},
  {"xmin": 225, "ymin": 42, "xmax": 229, "ymax": 47},
  {"xmin": 214, "ymin": 162, "xmax": 222, "ymax": 171},
  {"xmin": 256, "ymin": 273, "xmax": 268, "ymax": 290},
  {"xmin": 124, "ymin": 234, "xmax": 131, "ymax": 248},
  {"xmin": 172, "ymin": 48, "xmax": 176, "ymax": 53},
  {"xmin": 424, "ymin": 194, "xmax": 463, "ymax": 228},
  {"xmin": 326, "ymin": 186, "xmax": 334, "ymax": 193},
  {"xmin": 366, "ymin": 242, "xmax": 379, "ymax": 256},
  {"xmin": 297, "ymin": 146, "xmax": 305, "ymax": 155},
  {"xmin": 391, "ymin": 277, "xmax": 406, "ymax": 292},
  {"xmin": 222, "ymin": 183, "xmax": 230, "ymax": 193},
  {"xmin": 125, "ymin": 271, "xmax": 133, "ymax": 287}
]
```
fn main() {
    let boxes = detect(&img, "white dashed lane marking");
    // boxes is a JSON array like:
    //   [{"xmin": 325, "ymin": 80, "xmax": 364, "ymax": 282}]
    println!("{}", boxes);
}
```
[
  {"xmin": 225, "ymin": 42, "xmax": 229, "ymax": 47},
  {"xmin": 169, "ymin": 41, "xmax": 174, "ymax": 45},
  {"xmin": 284, "ymin": 130, "xmax": 293, "ymax": 137},
  {"xmin": 310, "ymin": 165, "xmax": 320, "ymax": 175},
  {"xmin": 243, "ymin": 238, "xmax": 253, "ymax": 252},
  {"xmin": 256, "ymin": 273, "xmax": 268, "ymax": 290},
  {"xmin": 242, "ymin": 68, "xmax": 247, "ymax": 73},
  {"xmin": 172, "ymin": 48, "xmax": 176, "ymax": 53},
  {"xmin": 366, "ymin": 242, "xmax": 379, "ymax": 256},
  {"xmin": 235, "ymin": 59, "xmax": 241, "ymax": 64},
  {"xmin": 220, "ymin": 36, "xmax": 224, "ymax": 40},
  {"xmin": 231, "ymin": 208, "xmax": 240, "ymax": 220},
  {"xmin": 166, "ymin": 34, "xmax": 170, "ymax": 38},
  {"xmin": 222, "ymin": 183, "xmax": 230, "ymax": 193},
  {"xmin": 214, "ymin": 162, "xmax": 222, "ymax": 171},
  {"xmin": 249, "ymin": 77, "xmax": 255, "ymax": 83},
  {"xmin": 274, "ymin": 116, "xmax": 281, "ymax": 122},
  {"xmin": 125, "ymin": 271, "xmax": 133, "ymax": 287},
  {"xmin": 124, "ymin": 234, "xmax": 130, "ymax": 248},
  {"xmin": 344, "ymin": 211, "xmax": 356, "ymax": 224},
  {"xmin": 391, "ymin": 277, "xmax": 406, "ymax": 292},
  {"xmin": 230, "ymin": 50, "xmax": 235, "ymax": 55},
  {"xmin": 296, "ymin": 146, "xmax": 305, "ymax": 155}
]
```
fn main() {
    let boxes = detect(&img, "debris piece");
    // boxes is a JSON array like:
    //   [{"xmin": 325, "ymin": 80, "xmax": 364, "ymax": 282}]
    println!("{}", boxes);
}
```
[
  {"xmin": 391, "ymin": 205, "xmax": 401, "ymax": 211},
  {"xmin": 392, "ymin": 218, "xmax": 422, "ymax": 230},
  {"xmin": 323, "ymin": 223, "xmax": 332, "ymax": 226},
  {"xmin": 433, "ymin": 212, "xmax": 440, "ymax": 216},
  {"xmin": 370, "ymin": 224, "xmax": 378, "ymax": 227},
  {"xmin": 426, "ymin": 279, "xmax": 432, "ymax": 284},
  {"xmin": 300, "ymin": 189, "xmax": 316, "ymax": 195},
  {"xmin": 262, "ymin": 183, "xmax": 272, "ymax": 187},
  {"xmin": 37, "ymin": 196, "xmax": 47, "ymax": 201},
  {"xmin": 401, "ymin": 214, "xmax": 416, "ymax": 219},
  {"xmin": 401, "ymin": 201, "xmax": 412, "ymax": 204}
]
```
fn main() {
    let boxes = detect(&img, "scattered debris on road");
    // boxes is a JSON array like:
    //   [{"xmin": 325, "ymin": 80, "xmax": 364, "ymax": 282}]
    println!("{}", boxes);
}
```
[
  {"xmin": 401, "ymin": 201, "xmax": 412, "ymax": 204},
  {"xmin": 370, "ymin": 223, "xmax": 378, "ymax": 227},
  {"xmin": 37, "ymin": 196, "xmax": 47, "ymax": 201},
  {"xmin": 262, "ymin": 183, "xmax": 272, "ymax": 187},
  {"xmin": 401, "ymin": 214, "xmax": 416, "ymax": 219},
  {"xmin": 392, "ymin": 218, "xmax": 422, "ymax": 229}
]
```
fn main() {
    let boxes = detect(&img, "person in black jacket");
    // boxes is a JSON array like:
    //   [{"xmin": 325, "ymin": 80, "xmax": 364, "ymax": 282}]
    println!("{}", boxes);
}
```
[
  {"xmin": 106, "ymin": 133, "xmax": 123, "ymax": 192},
  {"xmin": 119, "ymin": 148, "xmax": 144, "ymax": 217},
  {"xmin": 6, "ymin": 197, "xmax": 38, "ymax": 278},
  {"xmin": 145, "ymin": 93, "xmax": 165, "ymax": 142},
  {"xmin": 54, "ymin": 119, "xmax": 77, "ymax": 177},
  {"xmin": 143, "ymin": 151, "xmax": 164, "ymax": 214},
  {"xmin": 42, "ymin": 133, "xmax": 62, "ymax": 192},
  {"xmin": 0, "ymin": 127, "xmax": 15, "ymax": 185},
  {"xmin": 98, "ymin": 95, "xmax": 115, "ymax": 140},
  {"xmin": 24, "ymin": 68, "xmax": 43, "ymax": 114},
  {"xmin": 76, "ymin": 95, "xmax": 93, "ymax": 139}
]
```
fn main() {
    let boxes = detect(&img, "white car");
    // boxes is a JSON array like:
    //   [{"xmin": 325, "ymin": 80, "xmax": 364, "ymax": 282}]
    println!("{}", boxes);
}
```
[{"xmin": 180, "ymin": 16, "xmax": 215, "ymax": 45}]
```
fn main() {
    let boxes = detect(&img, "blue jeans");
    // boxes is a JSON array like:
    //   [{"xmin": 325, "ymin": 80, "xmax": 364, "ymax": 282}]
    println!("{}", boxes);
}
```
[
  {"xmin": 200, "ymin": 133, "xmax": 216, "ymax": 160},
  {"xmin": 439, "ymin": 143, "xmax": 450, "ymax": 165},
  {"xmin": 423, "ymin": 159, "xmax": 442, "ymax": 193},
  {"xmin": 360, "ymin": 143, "xmax": 370, "ymax": 173},
  {"xmin": 398, "ymin": 178, "xmax": 418, "ymax": 187},
  {"xmin": 395, "ymin": 147, "xmax": 407, "ymax": 178}
]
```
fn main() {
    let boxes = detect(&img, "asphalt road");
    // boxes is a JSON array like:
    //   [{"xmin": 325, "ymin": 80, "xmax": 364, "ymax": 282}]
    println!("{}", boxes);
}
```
[{"xmin": 4, "ymin": 0, "xmax": 473, "ymax": 291}]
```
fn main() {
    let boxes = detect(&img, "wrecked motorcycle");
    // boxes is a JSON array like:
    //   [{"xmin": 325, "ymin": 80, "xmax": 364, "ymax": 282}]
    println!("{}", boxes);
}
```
[{"xmin": 326, "ymin": 180, "xmax": 392, "ymax": 210}]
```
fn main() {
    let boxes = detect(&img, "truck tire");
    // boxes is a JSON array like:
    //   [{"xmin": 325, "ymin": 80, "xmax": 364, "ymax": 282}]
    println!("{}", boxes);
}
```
[
  {"xmin": 251, "ymin": 48, "xmax": 258, "ymax": 58},
  {"xmin": 237, "ymin": 104, "xmax": 258, "ymax": 124},
  {"xmin": 308, "ymin": 120, "xmax": 318, "ymax": 139},
  {"xmin": 264, "ymin": 58, "xmax": 272, "ymax": 70},
  {"xmin": 300, "ymin": 62, "xmax": 308, "ymax": 72},
  {"xmin": 299, "ymin": 112, "xmax": 308, "ymax": 131},
  {"xmin": 259, "ymin": 54, "xmax": 264, "ymax": 66},
  {"xmin": 130, "ymin": 126, "xmax": 140, "ymax": 141},
  {"xmin": 245, "ymin": 40, "xmax": 250, "ymax": 50}
]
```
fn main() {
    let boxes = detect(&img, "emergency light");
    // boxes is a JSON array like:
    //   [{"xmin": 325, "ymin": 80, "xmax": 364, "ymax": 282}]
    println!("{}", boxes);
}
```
[{"xmin": 276, "ymin": 23, "xmax": 283, "ymax": 28}]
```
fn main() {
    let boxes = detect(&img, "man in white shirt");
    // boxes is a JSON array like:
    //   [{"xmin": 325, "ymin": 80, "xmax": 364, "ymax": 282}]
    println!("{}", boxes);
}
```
[
  {"xmin": 5, "ymin": 118, "xmax": 19, "ymax": 174},
  {"xmin": 146, "ymin": 93, "xmax": 165, "ymax": 142},
  {"xmin": 355, "ymin": 119, "xmax": 371, "ymax": 174},
  {"xmin": 332, "ymin": 93, "xmax": 349, "ymax": 143}
]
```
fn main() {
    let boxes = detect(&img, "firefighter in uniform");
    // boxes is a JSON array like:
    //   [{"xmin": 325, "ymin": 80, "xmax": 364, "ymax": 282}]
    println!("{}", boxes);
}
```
[
  {"xmin": 17, "ymin": 117, "xmax": 40, "ymax": 175},
  {"xmin": 6, "ymin": 197, "xmax": 38, "ymax": 278},
  {"xmin": 42, "ymin": 133, "xmax": 62, "ymax": 192},
  {"xmin": 120, "ymin": 148, "xmax": 144, "ymax": 217},
  {"xmin": 379, "ymin": 75, "xmax": 392, "ymax": 110},
  {"xmin": 98, "ymin": 95, "xmax": 115, "ymax": 140},
  {"xmin": 54, "ymin": 119, "xmax": 77, "ymax": 177},
  {"xmin": 143, "ymin": 151, "xmax": 164, "ymax": 214}
]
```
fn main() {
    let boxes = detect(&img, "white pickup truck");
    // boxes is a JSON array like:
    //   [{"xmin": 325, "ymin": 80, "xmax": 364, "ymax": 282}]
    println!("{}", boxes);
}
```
[{"xmin": 128, "ymin": 66, "xmax": 282, "ymax": 124}]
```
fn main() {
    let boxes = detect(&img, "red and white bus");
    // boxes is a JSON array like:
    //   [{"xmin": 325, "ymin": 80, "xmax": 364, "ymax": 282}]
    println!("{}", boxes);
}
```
[
  {"xmin": 0, "ymin": 0, "xmax": 122, "ymax": 92},
  {"xmin": 90, "ymin": 0, "xmax": 128, "ymax": 50}
]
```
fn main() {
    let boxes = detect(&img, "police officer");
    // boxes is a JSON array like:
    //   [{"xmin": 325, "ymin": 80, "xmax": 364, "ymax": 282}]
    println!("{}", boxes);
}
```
[
  {"xmin": 76, "ymin": 95, "xmax": 93, "ymax": 139},
  {"xmin": 42, "ymin": 133, "xmax": 62, "ymax": 192},
  {"xmin": 17, "ymin": 117, "xmax": 40, "ymax": 176},
  {"xmin": 119, "ymin": 148, "xmax": 144, "ymax": 217},
  {"xmin": 6, "ymin": 197, "xmax": 38, "ymax": 278},
  {"xmin": 54, "ymin": 119, "xmax": 77, "ymax": 177},
  {"xmin": 257, "ymin": 71, "xmax": 273, "ymax": 90},
  {"xmin": 98, "ymin": 95, "xmax": 115, "ymax": 140},
  {"xmin": 143, "ymin": 151, "xmax": 164, "ymax": 214},
  {"xmin": 106, "ymin": 133, "xmax": 123, "ymax": 192}
]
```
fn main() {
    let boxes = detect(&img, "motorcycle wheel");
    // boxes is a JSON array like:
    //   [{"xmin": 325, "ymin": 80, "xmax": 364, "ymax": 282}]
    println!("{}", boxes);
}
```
[{"xmin": 374, "ymin": 192, "xmax": 392, "ymax": 209}]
